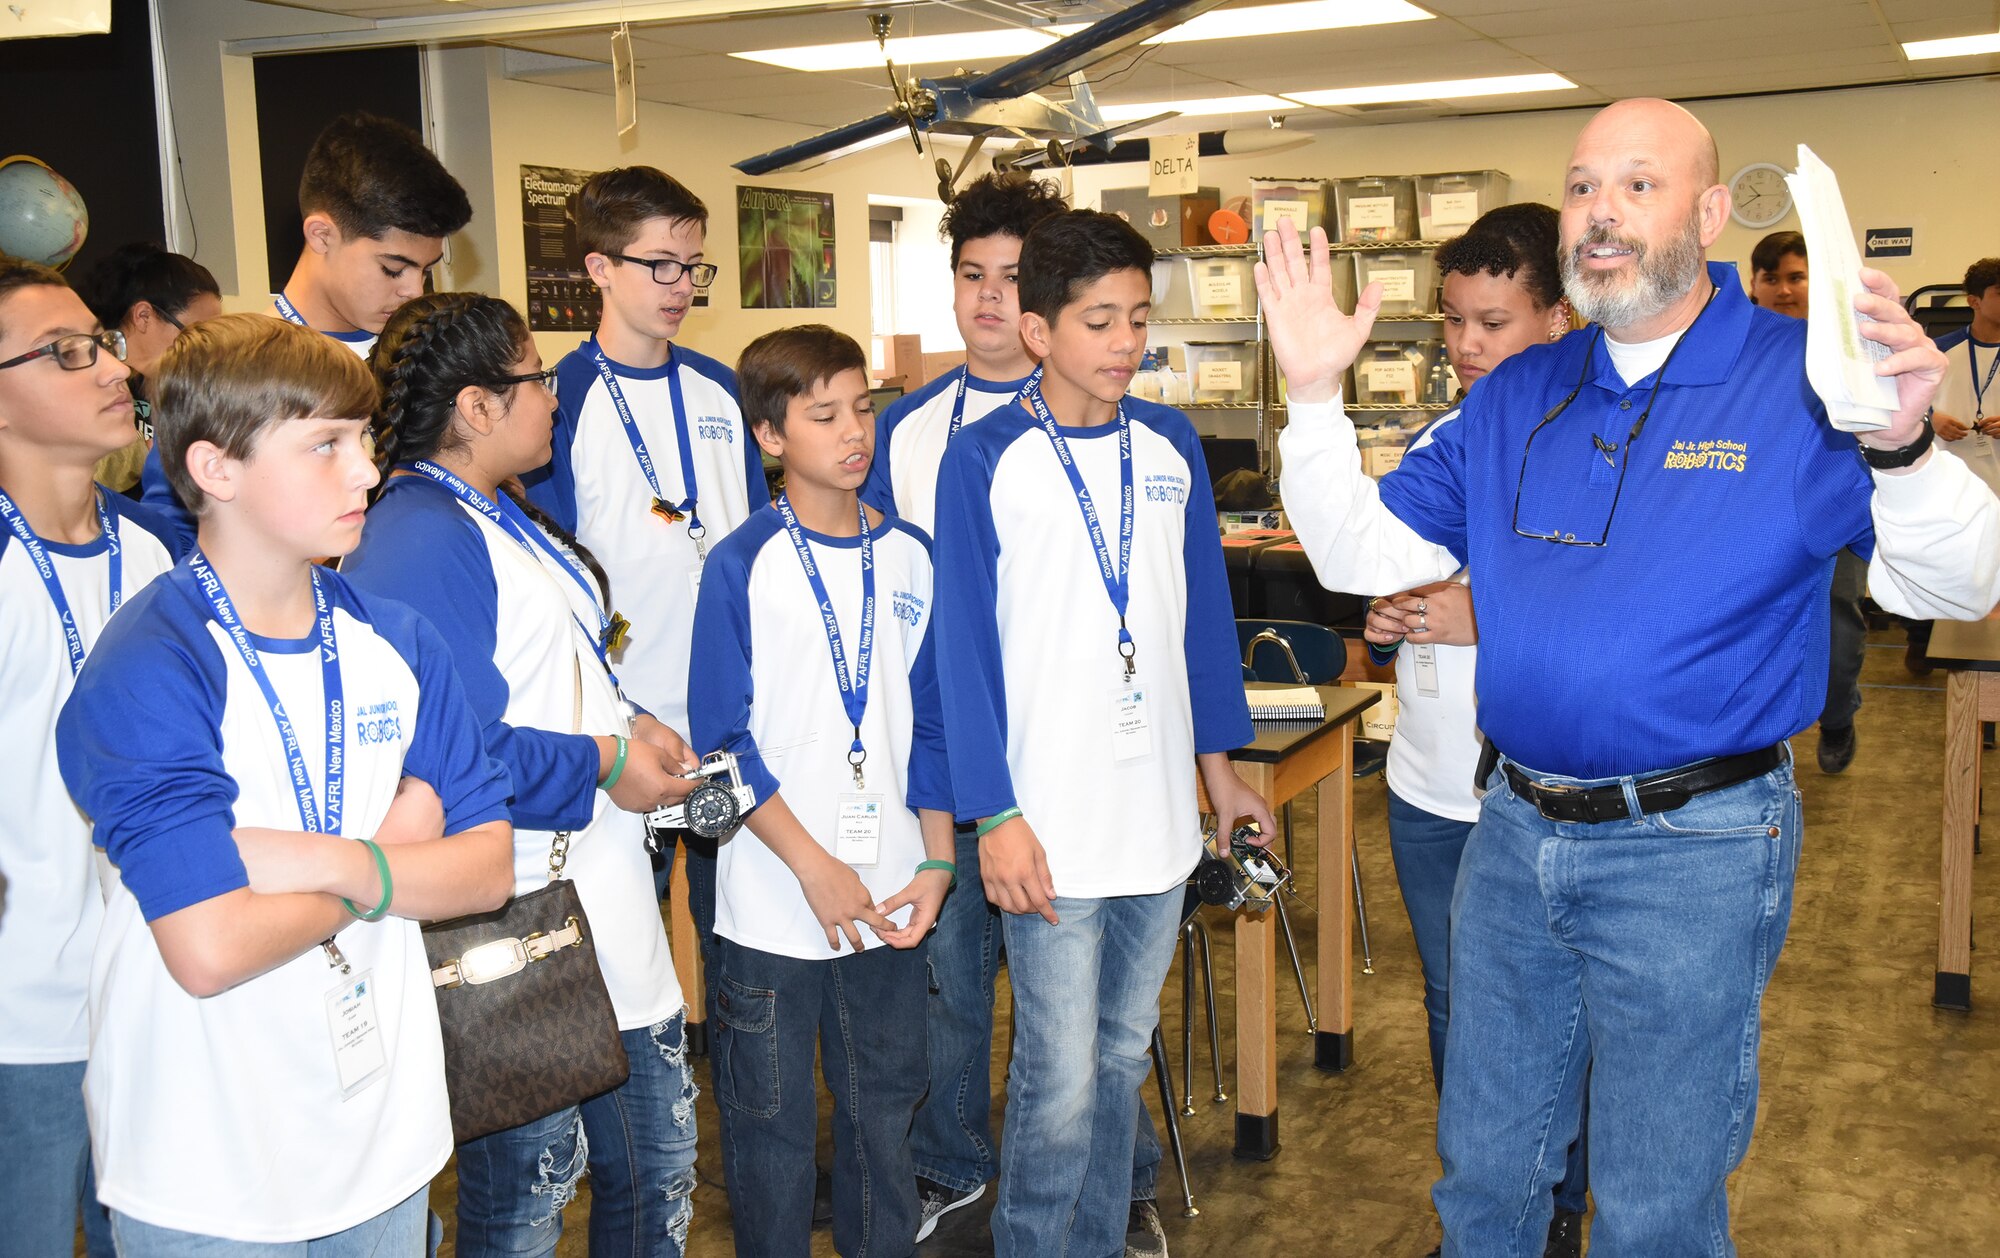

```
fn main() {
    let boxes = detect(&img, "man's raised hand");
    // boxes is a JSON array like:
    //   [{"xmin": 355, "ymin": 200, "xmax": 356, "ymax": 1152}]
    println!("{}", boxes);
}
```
[{"xmin": 1252, "ymin": 218, "xmax": 1382, "ymax": 406}]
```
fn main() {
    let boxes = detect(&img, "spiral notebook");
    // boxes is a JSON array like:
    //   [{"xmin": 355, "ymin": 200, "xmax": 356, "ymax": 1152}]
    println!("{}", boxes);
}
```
[{"xmin": 1246, "ymin": 685, "xmax": 1326, "ymax": 721}]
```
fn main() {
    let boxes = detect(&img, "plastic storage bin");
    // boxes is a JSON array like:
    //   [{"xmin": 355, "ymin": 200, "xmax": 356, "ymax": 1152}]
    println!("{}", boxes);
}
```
[
  {"xmin": 1250, "ymin": 178, "xmax": 1331, "ymax": 240},
  {"xmin": 1184, "ymin": 341, "xmax": 1260, "ymax": 405},
  {"xmin": 1185, "ymin": 255, "xmax": 1257, "ymax": 319},
  {"xmin": 1353, "ymin": 340, "xmax": 1447, "ymax": 406},
  {"xmin": 1354, "ymin": 249, "xmax": 1439, "ymax": 316},
  {"xmin": 1416, "ymin": 170, "xmax": 1510, "ymax": 239},
  {"xmin": 1334, "ymin": 175, "xmax": 1418, "ymax": 243},
  {"xmin": 1150, "ymin": 257, "xmax": 1194, "ymax": 320}
]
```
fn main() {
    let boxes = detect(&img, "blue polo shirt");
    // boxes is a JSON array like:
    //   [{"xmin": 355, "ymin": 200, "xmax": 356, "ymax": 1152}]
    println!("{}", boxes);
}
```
[{"xmin": 1378, "ymin": 262, "xmax": 1875, "ymax": 778}]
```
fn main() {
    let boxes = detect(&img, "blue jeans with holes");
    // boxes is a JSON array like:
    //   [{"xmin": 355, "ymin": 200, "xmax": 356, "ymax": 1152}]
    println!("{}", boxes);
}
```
[
  {"xmin": 454, "ymin": 1012, "xmax": 700, "ymax": 1258},
  {"xmin": 107, "ymin": 1186, "xmax": 429, "ymax": 1255},
  {"xmin": 1435, "ymin": 757, "xmax": 1802, "ymax": 1258},
  {"xmin": 1387, "ymin": 789, "xmax": 1588, "ymax": 1216},
  {"xmin": 712, "ymin": 938, "xmax": 928, "ymax": 1258},
  {"xmin": 993, "ymin": 887, "xmax": 1182, "ymax": 1258},
  {"xmin": 912, "ymin": 827, "xmax": 1162, "ymax": 1202},
  {"xmin": 0, "ymin": 1059, "xmax": 113, "ymax": 1258}
]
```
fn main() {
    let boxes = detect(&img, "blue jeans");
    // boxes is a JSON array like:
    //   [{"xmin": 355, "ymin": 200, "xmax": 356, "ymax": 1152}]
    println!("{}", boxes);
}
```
[
  {"xmin": 993, "ymin": 887, "xmax": 1182, "ymax": 1258},
  {"xmin": 1436, "ymin": 757, "xmax": 1802, "ymax": 1258},
  {"xmin": 0, "ymin": 1059, "xmax": 113, "ymax": 1258},
  {"xmin": 454, "ymin": 1013, "xmax": 699, "ymax": 1257},
  {"xmin": 1387, "ymin": 790, "xmax": 1588, "ymax": 1215},
  {"xmin": 712, "ymin": 938, "xmax": 929, "ymax": 1258},
  {"xmin": 912, "ymin": 827, "xmax": 1162, "ymax": 1200},
  {"xmin": 108, "ymin": 1186, "xmax": 428, "ymax": 1255}
]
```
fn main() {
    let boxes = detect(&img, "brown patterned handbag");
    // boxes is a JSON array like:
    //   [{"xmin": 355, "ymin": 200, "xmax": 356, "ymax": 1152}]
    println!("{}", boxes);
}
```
[{"xmin": 422, "ymin": 653, "xmax": 629, "ymax": 1142}]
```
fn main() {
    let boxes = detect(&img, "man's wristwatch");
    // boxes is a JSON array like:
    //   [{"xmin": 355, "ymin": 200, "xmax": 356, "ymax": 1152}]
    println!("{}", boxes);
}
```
[{"xmin": 1859, "ymin": 413, "xmax": 1934, "ymax": 471}]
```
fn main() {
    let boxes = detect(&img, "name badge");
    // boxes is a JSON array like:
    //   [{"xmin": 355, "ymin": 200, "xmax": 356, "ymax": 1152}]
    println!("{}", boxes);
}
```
[
  {"xmin": 687, "ymin": 566, "xmax": 704, "ymax": 606},
  {"xmin": 835, "ymin": 793, "xmax": 884, "ymax": 867},
  {"xmin": 1967, "ymin": 429, "xmax": 1992, "ymax": 457},
  {"xmin": 1110, "ymin": 683, "xmax": 1153, "ymax": 762},
  {"xmin": 1412, "ymin": 643, "xmax": 1441, "ymax": 698},
  {"xmin": 324, "ymin": 969, "xmax": 388, "ymax": 1100}
]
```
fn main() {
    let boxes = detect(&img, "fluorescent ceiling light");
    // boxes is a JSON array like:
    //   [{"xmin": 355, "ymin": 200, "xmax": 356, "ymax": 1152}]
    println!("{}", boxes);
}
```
[
  {"xmin": 1286, "ymin": 73, "xmax": 1577, "ymax": 106},
  {"xmin": 733, "ymin": 28, "xmax": 1058, "ymax": 72},
  {"xmin": 735, "ymin": 1, "xmax": 1433, "ymax": 73},
  {"xmin": 1902, "ymin": 31, "xmax": 2000, "ymax": 60},
  {"xmin": 1099, "ymin": 94, "xmax": 1296, "ymax": 122},
  {"xmin": 1139, "ymin": 0, "xmax": 1433, "ymax": 45}
]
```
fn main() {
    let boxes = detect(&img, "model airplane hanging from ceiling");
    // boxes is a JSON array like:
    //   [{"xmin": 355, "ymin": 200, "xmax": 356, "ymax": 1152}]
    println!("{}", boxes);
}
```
[{"xmin": 732, "ymin": 0, "xmax": 1235, "ymax": 192}]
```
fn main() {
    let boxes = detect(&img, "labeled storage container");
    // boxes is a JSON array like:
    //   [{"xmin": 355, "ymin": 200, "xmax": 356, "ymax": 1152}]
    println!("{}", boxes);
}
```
[
  {"xmin": 1416, "ymin": 170, "xmax": 1510, "ymax": 239},
  {"xmin": 1334, "ymin": 175, "xmax": 1418, "ymax": 243},
  {"xmin": 1250, "ymin": 178, "xmax": 1331, "ymax": 240},
  {"xmin": 1354, "ymin": 249, "xmax": 1439, "ymax": 316},
  {"xmin": 1185, "ymin": 255, "xmax": 1257, "ymax": 319},
  {"xmin": 1184, "ymin": 341, "xmax": 1260, "ymax": 405},
  {"xmin": 1353, "ymin": 340, "xmax": 1446, "ymax": 406},
  {"xmin": 1149, "ymin": 257, "xmax": 1194, "ymax": 320}
]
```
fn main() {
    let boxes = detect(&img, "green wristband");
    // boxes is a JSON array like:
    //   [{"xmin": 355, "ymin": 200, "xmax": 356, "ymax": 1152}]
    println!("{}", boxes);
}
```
[
  {"xmin": 915, "ymin": 858, "xmax": 957, "ymax": 888},
  {"xmin": 975, "ymin": 807, "xmax": 1022, "ymax": 839},
  {"xmin": 600, "ymin": 735, "xmax": 629, "ymax": 791},
  {"xmin": 342, "ymin": 838, "xmax": 393, "ymax": 922}
]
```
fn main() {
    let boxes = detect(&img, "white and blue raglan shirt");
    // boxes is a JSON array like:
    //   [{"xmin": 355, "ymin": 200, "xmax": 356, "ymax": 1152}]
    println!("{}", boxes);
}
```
[
  {"xmin": 861, "ymin": 366, "xmax": 1033, "ymax": 536},
  {"xmin": 686, "ymin": 504, "xmax": 951, "ymax": 959},
  {"xmin": 526, "ymin": 340, "xmax": 767, "ymax": 740},
  {"xmin": 932, "ymin": 396, "xmax": 1253, "ymax": 898},
  {"xmin": 55, "ymin": 563, "xmax": 511, "ymax": 1244},
  {"xmin": 138, "ymin": 307, "xmax": 377, "ymax": 555},
  {"xmin": 0, "ymin": 493, "xmax": 177, "ymax": 1069},
  {"xmin": 342, "ymin": 475, "xmax": 682, "ymax": 1027}
]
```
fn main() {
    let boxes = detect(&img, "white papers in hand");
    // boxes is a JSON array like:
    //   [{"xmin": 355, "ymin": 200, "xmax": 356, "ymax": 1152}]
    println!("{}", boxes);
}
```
[{"xmin": 1785, "ymin": 144, "xmax": 1898, "ymax": 431}]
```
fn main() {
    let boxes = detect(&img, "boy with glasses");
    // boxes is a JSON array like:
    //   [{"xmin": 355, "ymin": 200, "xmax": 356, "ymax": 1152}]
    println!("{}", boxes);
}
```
[{"xmin": 0, "ymin": 258, "xmax": 180, "ymax": 1258}]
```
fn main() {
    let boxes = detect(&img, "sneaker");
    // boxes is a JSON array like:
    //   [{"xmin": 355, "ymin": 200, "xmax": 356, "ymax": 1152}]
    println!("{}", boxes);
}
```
[
  {"xmin": 812, "ymin": 1167, "xmax": 833, "ymax": 1228},
  {"xmin": 914, "ymin": 1177, "xmax": 985, "ymax": 1244},
  {"xmin": 1125, "ymin": 1199, "xmax": 1169, "ymax": 1258},
  {"xmin": 1817, "ymin": 723, "xmax": 1857, "ymax": 774},
  {"xmin": 1543, "ymin": 1208, "xmax": 1583, "ymax": 1258}
]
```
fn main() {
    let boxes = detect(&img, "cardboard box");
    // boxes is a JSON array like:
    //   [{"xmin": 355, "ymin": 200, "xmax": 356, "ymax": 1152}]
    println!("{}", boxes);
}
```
[
  {"xmin": 1102, "ymin": 185, "xmax": 1220, "ymax": 250},
  {"xmin": 920, "ymin": 351, "xmax": 965, "ymax": 387},
  {"xmin": 1346, "ymin": 680, "xmax": 1400, "ymax": 741},
  {"xmin": 876, "ymin": 334, "xmax": 923, "ymax": 389}
]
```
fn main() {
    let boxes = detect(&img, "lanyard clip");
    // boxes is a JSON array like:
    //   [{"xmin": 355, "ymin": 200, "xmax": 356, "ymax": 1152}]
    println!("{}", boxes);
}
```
[
  {"xmin": 848, "ymin": 742, "xmax": 867, "ymax": 791},
  {"xmin": 321, "ymin": 938, "xmax": 351, "ymax": 975}
]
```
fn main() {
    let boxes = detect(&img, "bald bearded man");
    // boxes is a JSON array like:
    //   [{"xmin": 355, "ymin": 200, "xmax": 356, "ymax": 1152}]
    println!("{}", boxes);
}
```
[{"xmin": 1263, "ymin": 99, "xmax": 2000, "ymax": 1256}]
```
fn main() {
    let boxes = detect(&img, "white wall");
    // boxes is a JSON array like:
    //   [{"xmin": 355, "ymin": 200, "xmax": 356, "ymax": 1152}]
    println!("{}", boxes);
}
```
[
  {"xmin": 1075, "ymin": 77, "xmax": 2000, "ymax": 295},
  {"xmin": 874, "ymin": 195, "xmax": 960, "ymax": 352}
]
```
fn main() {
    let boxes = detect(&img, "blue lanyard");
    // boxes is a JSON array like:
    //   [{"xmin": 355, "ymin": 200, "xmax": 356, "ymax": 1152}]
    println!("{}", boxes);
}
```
[
  {"xmin": 273, "ymin": 293, "xmax": 309, "ymax": 327},
  {"xmin": 774, "ymin": 494, "xmax": 875, "ymax": 788},
  {"xmin": 590, "ymin": 343, "xmax": 706, "ymax": 553},
  {"xmin": 0, "ymin": 484, "xmax": 121, "ymax": 678},
  {"xmin": 1968, "ymin": 340, "xmax": 1998, "ymax": 422},
  {"xmin": 946, "ymin": 367, "xmax": 971, "ymax": 441},
  {"xmin": 189, "ymin": 551, "xmax": 344, "ymax": 836},
  {"xmin": 402, "ymin": 461, "xmax": 617, "ymax": 668},
  {"xmin": 1021, "ymin": 366, "xmax": 1137, "ymax": 678}
]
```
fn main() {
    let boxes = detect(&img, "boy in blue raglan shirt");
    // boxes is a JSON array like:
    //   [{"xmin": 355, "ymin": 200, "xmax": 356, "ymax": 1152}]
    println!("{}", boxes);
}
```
[
  {"xmin": 931, "ymin": 210, "xmax": 1275, "ymax": 1258},
  {"xmin": 688, "ymin": 325, "xmax": 954, "ymax": 1258},
  {"xmin": 140, "ymin": 111, "xmax": 473, "ymax": 549},
  {"xmin": 57, "ymin": 314, "xmax": 514, "ymax": 1252},
  {"xmin": 0, "ymin": 259, "xmax": 179, "ymax": 1258}
]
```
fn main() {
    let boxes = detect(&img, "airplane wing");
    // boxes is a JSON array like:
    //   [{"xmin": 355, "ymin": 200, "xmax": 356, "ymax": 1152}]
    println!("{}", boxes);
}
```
[
  {"xmin": 735, "ymin": 109, "xmax": 907, "ymax": 176},
  {"xmin": 963, "ymin": 0, "xmax": 1233, "ymax": 101}
]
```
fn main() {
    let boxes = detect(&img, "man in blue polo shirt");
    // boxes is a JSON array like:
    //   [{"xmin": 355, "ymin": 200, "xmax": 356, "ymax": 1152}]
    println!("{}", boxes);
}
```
[{"xmin": 1264, "ymin": 98, "xmax": 2000, "ymax": 1257}]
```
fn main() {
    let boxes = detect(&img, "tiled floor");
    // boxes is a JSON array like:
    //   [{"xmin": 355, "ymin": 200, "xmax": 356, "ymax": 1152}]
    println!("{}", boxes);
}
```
[{"xmin": 426, "ymin": 634, "xmax": 1999, "ymax": 1256}]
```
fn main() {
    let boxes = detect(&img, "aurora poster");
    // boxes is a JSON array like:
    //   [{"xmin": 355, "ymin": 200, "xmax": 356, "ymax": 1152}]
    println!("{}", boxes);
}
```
[{"xmin": 737, "ymin": 186, "xmax": 836, "ymax": 309}]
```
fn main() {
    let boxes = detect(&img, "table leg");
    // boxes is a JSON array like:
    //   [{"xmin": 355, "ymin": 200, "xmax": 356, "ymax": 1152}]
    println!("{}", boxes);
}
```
[
  {"xmin": 1315, "ymin": 725, "xmax": 1357, "ymax": 1070},
  {"xmin": 1233, "ymin": 907, "xmax": 1280, "ymax": 1159},
  {"xmin": 670, "ymin": 847, "xmax": 708, "ymax": 1048},
  {"xmin": 1937, "ymin": 668, "xmax": 1979, "ymax": 1010}
]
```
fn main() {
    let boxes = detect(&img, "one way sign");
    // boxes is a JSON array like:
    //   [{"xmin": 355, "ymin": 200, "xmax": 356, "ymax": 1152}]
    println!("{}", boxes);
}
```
[{"xmin": 1863, "ymin": 228, "xmax": 1914, "ymax": 259}]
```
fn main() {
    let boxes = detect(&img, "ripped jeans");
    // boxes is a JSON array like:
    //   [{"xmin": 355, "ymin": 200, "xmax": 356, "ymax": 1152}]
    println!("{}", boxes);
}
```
[{"xmin": 454, "ymin": 1011, "xmax": 700, "ymax": 1257}]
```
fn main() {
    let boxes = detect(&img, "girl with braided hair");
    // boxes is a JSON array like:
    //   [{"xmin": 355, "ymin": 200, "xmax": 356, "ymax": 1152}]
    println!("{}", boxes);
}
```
[{"xmin": 342, "ymin": 292, "xmax": 705, "ymax": 1257}]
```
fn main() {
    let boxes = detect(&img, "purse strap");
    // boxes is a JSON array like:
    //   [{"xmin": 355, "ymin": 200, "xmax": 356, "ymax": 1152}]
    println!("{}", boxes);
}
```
[{"xmin": 547, "ymin": 648, "xmax": 585, "ymax": 883}]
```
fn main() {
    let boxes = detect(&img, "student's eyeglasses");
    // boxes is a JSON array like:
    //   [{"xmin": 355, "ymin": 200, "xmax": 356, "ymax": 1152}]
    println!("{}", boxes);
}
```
[
  {"xmin": 1510, "ymin": 287, "xmax": 1716, "ymax": 547},
  {"xmin": 491, "ymin": 366, "xmax": 559, "ymax": 397},
  {"xmin": 156, "ymin": 307, "xmax": 187, "ymax": 334},
  {"xmin": 610, "ymin": 254, "xmax": 719, "ymax": 289},
  {"xmin": 0, "ymin": 329, "xmax": 127, "ymax": 373}
]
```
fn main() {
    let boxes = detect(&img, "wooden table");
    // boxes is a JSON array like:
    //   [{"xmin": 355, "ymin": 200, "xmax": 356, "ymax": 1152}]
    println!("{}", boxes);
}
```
[
  {"xmin": 1926, "ymin": 616, "xmax": 2000, "ymax": 1011},
  {"xmin": 1199, "ymin": 683, "xmax": 1378, "ymax": 1160}
]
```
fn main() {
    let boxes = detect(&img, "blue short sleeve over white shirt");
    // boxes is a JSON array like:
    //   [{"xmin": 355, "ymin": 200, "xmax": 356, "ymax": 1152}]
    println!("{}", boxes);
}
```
[{"xmin": 861, "ymin": 366, "xmax": 1032, "ymax": 536}]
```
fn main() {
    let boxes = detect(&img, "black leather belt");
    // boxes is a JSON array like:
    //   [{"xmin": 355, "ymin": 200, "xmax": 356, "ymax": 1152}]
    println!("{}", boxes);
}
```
[{"xmin": 1502, "ymin": 743, "xmax": 1786, "ymax": 824}]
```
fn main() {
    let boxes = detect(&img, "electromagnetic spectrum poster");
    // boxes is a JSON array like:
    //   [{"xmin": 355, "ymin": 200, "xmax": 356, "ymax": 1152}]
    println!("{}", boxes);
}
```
[
  {"xmin": 521, "ymin": 165, "xmax": 600, "ymax": 333},
  {"xmin": 737, "ymin": 185, "xmax": 836, "ymax": 309}
]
